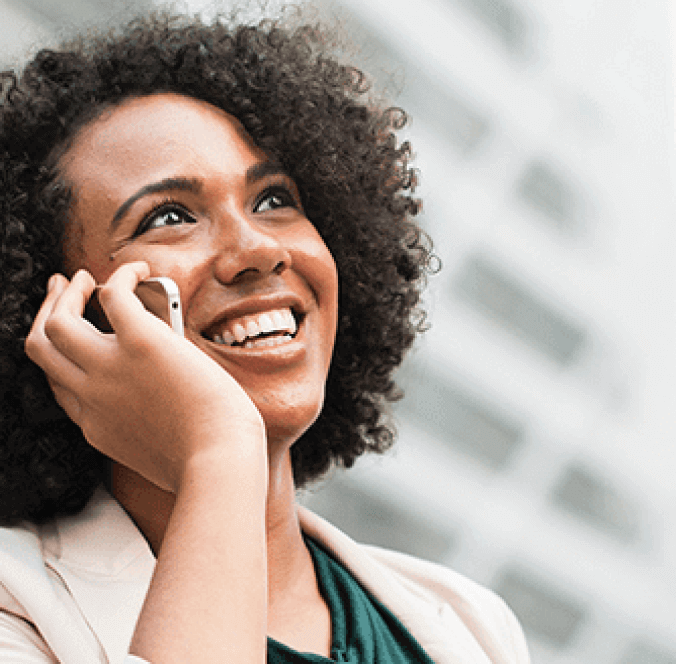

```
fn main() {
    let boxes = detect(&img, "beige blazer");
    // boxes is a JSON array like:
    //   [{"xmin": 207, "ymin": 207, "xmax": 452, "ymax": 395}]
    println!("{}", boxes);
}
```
[{"xmin": 0, "ymin": 487, "xmax": 529, "ymax": 664}]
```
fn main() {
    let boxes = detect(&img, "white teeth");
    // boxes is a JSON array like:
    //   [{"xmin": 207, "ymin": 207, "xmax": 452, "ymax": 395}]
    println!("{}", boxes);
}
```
[
  {"xmin": 243, "ymin": 334, "xmax": 291, "ymax": 349},
  {"xmin": 232, "ymin": 322, "xmax": 247, "ymax": 343},
  {"xmin": 246, "ymin": 319, "xmax": 260, "ymax": 338},
  {"xmin": 213, "ymin": 331, "xmax": 236, "ymax": 345},
  {"xmin": 285, "ymin": 310, "xmax": 297, "ymax": 335},
  {"xmin": 211, "ymin": 307, "xmax": 299, "ymax": 346},
  {"xmin": 271, "ymin": 311, "xmax": 285, "ymax": 329},
  {"xmin": 258, "ymin": 313, "xmax": 274, "ymax": 334}
]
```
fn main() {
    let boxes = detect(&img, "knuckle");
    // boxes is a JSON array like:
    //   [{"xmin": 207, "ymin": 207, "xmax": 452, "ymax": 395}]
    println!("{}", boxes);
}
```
[
  {"xmin": 97, "ymin": 284, "xmax": 115, "ymax": 307},
  {"xmin": 127, "ymin": 334, "xmax": 154, "ymax": 357},
  {"xmin": 73, "ymin": 268, "xmax": 95, "ymax": 286},
  {"xmin": 126, "ymin": 260, "xmax": 149, "ymax": 274},
  {"xmin": 24, "ymin": 331, "xmax": 41, "ymax": 359},
  {"xmin": 43, "ymin": 313, "xmax": 68, "ymax": 341}
]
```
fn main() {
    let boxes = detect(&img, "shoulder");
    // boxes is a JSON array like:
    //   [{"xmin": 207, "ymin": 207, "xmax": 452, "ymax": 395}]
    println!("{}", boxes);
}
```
[
  {"xmin": 298, "ymin": 505, "xmax": 530, "ymax": 664},
  {"xmin": 362, "ymin": 543, "xmax": 509, "ymax": 614},
  {"xmin": 0, "ymin": 487, "xmax": 153, "ymax": 664},
  {"xmin": 363, "ymin": 544, "xmax": 530, "ymax": 661},
  {"xmin": 0, "ymin": 516, "xmax": 105, "ymax": 663}
]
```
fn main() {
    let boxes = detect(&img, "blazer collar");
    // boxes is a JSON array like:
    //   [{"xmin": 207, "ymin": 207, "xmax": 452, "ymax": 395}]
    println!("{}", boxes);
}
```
[
  {"xmin": 297, "ymin": 506, "xmax": 494, "ymax": 664},
  {"xmin": 43, "ymin": 486, "xmax": 155, "ymax": 664},
  {"xmin": 44, "ymin": 489, "xmax": 493, "ymax": 664}
]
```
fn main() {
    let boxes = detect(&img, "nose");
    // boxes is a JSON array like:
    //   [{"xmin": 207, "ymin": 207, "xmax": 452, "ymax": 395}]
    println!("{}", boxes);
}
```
[{"xmin": 211, "ymin": 211, "xmax": 291, "ymax": 285}]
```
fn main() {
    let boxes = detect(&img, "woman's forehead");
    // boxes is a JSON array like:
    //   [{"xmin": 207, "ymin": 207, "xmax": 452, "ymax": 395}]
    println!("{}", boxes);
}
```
[
  {"xmin": 60, "ymin": 93, "xmax": 267, "ymax": 196},
  {"xmin": 61, "ymin": 93, "xmax": 261, "ymax": 173}
]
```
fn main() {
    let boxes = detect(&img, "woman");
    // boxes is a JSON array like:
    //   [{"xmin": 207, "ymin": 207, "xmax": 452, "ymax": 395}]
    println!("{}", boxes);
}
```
[{"xmin": 0, "ymin": 9, "xmax": 529, "ymax": 664}]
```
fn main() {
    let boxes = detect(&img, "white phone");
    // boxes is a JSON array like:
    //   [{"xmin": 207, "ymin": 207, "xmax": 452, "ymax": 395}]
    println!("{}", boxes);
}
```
[
  {"xmin": 86, "ymin": 277, "xmax": 184, "ymax": 337},
  {"xmin": 135, "ymin": 277, "xmax": 184, "ymax": 337}
]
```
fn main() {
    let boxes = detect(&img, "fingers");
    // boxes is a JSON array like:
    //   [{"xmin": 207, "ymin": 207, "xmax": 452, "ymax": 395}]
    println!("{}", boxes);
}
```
[
  {"xmin": 98, "ymin": 261, "xmax": 172, "ymax": 344},
  {"xmin": 52, "ymin": 269, "xmax": 96, "ymax": 319},
  {"xmin": 41, "ymin": 270, "xmax": 106, "ymax": 370},
  {"xmin": 25, "ymin": 277, "xmax": 86, "ymax": 428},
  {"xmin": 25, "ymin": 274, "xmax": 88, "ymax": 386},
  {"xmin": 27, "ymin": 261, "xmax": 162, "ymax": 380}
]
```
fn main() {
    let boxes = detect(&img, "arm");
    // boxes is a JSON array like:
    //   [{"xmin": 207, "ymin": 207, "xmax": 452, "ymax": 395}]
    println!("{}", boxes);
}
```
[
  {"xmin": 129, "ymin": 447, "xmax": 267, "ymax": 663},
  {"xmin": 25, "ymin": 264, "xmax": 268, "ymax": 664}
]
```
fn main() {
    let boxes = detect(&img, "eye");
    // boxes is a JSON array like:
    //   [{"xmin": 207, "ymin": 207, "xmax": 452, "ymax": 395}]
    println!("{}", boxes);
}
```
[
  {"xmin": 134, "ymin": 202, "xmax": 197, "ymax": 237},
  {"xmin": 253, "ymin": 186, "xmax": 298, "ymax": 214}
]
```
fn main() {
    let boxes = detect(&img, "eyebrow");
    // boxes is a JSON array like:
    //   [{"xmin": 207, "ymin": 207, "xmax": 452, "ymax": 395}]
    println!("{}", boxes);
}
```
[
  {"xmin": 110, "ymin": 161, "xmax": 291, "ymax": 230},
  {"xmin": 111, "ymin": 177, "xmax": 201, "ymax": 229},
  {"xmin": 245, "ymin": 161, "xmax": 290, "ymax": 186}
]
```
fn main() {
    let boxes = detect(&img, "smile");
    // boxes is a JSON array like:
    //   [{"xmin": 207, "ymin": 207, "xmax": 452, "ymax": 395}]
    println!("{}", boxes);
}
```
[{"xmin": 209, "ymin": 307, "xmax": 299, "ymax": 347}]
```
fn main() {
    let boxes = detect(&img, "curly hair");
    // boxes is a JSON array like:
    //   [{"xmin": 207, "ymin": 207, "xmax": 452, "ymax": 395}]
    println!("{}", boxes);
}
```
[{"xmin": 0, "ymin": 9, "xmax": 433, "ymax": 525}]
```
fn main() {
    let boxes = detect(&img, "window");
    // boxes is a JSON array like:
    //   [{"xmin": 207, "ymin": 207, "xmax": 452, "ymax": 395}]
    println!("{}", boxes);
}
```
[
  {"xmin": 494, "ymin": 567, "xmax": 587, "ymax": 647},
  {"xmin": 400, "ymin": 73, "xmax": 490, "ymax": 155},
  {"xmin": 516, "ymin": 159, "xmax": 582, "ymax": 232},
  {"xmin": 301, "ymin": 479, "xmax": 455, "ymax": 564},
  {"xmin": 552, "ymin": 462, "xmax": 642, "ymax": 543},
  {"xmin": 400, "ymin": 368, "xmax": 524, "ymax": 469},
  {"xmin": 453, "ymin": 0, "xmax": 530, "ymax": 53},
  {"xmin": 454, "ymin": 255, "xmax": 587, "ymax": 365},
  {"xmin": 326, "ymin": 8, "xmax": 490, "ymax": 155},
  {"xmin": 619, "ymin": 640, "xmax": 676, "ymax": 664}
]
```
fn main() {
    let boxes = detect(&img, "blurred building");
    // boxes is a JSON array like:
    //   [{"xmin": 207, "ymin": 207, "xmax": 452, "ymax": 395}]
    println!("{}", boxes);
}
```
[
  {"xmin": 1, "ymin": 1, "xmax": 674, "ymax": 662},
  {"xmin": 295, "ymin": 2, "xmax": 676, "ymax": 664}
]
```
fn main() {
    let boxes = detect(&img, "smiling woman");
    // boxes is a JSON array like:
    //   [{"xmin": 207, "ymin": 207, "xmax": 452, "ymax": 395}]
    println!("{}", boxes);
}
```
[
  {"xmin": 0, "ymin": 8, "xmax": 529, "ymax": 664},
  {"xmin": 59, "ymin": 93, "xmax": 339, "ymax": 459}
]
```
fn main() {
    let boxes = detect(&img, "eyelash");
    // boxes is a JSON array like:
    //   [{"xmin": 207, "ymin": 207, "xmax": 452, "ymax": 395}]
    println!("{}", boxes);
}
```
[
  {"xmin": 133, "ymin": 186, "xmax": 298, "ymax": 238},
  {"xmin": 253, "ymin": 185, "xmax": 298, "ymax": 213},
  {"xmin": 133, "ymin": 198, "xmax": 196, "ymax": 237}
]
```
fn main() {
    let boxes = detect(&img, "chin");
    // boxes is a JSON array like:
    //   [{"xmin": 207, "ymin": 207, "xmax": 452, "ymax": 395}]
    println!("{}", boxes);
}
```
[{"xmin": 261, "ymin": 395, "xmax": 325, "ymax": 452}]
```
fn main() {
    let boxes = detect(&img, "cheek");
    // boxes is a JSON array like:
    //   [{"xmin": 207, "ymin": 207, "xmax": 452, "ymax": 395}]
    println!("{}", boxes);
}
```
[
  {"xmin": 66, "ymin": 233, "xmax": 111, "ymax": 280},
  {"xmin": 109, "ymin": 244, "xmax": 204, "ymax": 286},
  {"xmin": 299, "ymin": 233, "xmax": 339, "ymax": 301},
  {"xmin": 319, "ymin": 249, "xmax": 339, "ymax": 326},
  {"xmin": 310, "ymin": 244, "xmax": 339, "ymax": 357}
]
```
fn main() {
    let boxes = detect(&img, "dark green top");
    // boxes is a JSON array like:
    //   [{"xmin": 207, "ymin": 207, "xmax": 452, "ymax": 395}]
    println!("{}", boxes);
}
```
[{"xmin": 267, "ymin": 537, "xmax": 436, "ymax": 663}]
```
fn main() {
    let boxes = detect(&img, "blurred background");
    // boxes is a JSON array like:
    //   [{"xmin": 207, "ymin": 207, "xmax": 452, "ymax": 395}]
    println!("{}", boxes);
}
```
[{"xmin": 2, "ymin": 0, "xmax": 674, "ymax": 662}]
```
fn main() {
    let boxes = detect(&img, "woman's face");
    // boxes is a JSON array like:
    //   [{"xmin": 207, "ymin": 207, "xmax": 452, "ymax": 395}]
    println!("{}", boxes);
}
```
[{"xmin": 59, "ymin": 92, "xmax": 339, "ymax": 449}]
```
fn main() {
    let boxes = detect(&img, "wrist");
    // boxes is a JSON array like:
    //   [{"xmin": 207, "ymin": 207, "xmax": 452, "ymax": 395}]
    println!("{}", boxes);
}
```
[{"xmin": 178, "ymin": 430, "xmax": 268, "ymax": 497}]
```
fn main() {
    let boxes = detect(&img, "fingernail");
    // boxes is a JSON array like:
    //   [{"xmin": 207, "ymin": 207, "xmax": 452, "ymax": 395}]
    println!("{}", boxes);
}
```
[{"xmin": 47, "ymin": 275, "xmax": 57, "ymax": 292}]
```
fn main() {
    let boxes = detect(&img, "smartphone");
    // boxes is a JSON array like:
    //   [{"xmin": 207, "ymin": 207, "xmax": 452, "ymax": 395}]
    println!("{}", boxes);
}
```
[
  {"xmin": 135, "ymin": 277, "xmax": 184, "ymax": 336},
  {"xmin": 85, "ymin": 277, "xmax": 184, "ymax": 337}
]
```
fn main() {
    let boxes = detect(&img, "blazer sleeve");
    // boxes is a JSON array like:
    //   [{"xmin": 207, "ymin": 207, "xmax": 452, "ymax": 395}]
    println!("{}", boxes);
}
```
[
  {"xmin": 0, "ymin": 610, "xmax": 153, "ymax": 664},
  {"xmin": 0, "ymin": 611, "xmax": 57, "ymax": 663}
]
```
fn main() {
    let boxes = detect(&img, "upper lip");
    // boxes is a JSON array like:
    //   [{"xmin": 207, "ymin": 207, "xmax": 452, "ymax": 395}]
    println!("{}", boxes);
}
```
[{"xmin": 202, "ymin": 293, "xmax": 307, "ymax": 340}]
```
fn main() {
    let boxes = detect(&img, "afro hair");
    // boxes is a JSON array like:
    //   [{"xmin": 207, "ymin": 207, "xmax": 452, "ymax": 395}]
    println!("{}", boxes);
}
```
[{"xmin": 0, "ymin": 9, "xmax": 434, "ymax": 524}]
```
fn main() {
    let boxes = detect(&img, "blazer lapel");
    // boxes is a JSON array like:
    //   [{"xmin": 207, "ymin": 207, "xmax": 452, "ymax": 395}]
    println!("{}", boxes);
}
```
[
  {"xmin": 0, "ymin": 520, "xmax": 105, "ymax": 664},
  {"xmin": 15, "ymin": 489, "xmax": 503, "ymax": 664},
  {"xmin": 297, "ymin": 505, "xmax": 494, "ymax": 664},
  {"xmin": 45, "ymin": 487, "xmax": 155, "ymax": 664}
]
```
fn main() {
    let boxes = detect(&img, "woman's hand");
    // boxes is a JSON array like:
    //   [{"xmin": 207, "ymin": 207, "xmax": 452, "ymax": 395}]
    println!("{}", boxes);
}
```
[
  {"xmin": 25, "ymin": 262, "xmax": 267, "ymax": 493},
  {"xmin": 27, "ymin": 262, "xmax": 269, "ymax": 662}
]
